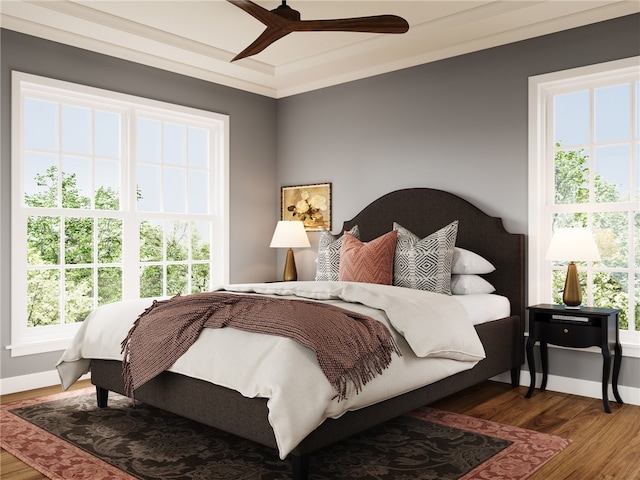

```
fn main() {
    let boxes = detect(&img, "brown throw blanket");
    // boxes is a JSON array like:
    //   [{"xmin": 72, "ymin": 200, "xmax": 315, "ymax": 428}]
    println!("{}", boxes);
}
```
[{"xmin": 121, "ymin": 292, "xmax": 401, "ymax": 401}]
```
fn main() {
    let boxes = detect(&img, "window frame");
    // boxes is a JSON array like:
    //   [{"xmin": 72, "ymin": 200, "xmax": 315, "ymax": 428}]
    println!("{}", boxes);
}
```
[
  {"xmin": 528, "ymin": 57, "xmax": 639, "ymax": 356},
  {"xmin": 9, "ymin": 71, "xmax": 229, "ymax": 357}
]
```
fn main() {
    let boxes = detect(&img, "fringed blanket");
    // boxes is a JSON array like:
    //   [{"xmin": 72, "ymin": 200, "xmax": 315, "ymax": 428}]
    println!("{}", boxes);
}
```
[{"xmin": 121, "ymin": 292, "xmax": 401, "ymax": 401}]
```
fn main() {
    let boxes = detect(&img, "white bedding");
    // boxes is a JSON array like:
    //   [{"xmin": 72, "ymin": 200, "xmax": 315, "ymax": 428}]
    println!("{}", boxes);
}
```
[
  {"xmin": 455, "ymin": 293, "xmax": 511, "ymax": 325},
  {"xmin": 57, "ymin": 281, "xmax": 507, "ymax": 459}
]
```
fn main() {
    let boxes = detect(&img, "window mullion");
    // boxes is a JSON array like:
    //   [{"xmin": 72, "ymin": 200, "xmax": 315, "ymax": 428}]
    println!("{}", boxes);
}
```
[{"xmin": 122, "ymin": 107, "xmax": 139, "ymax": 300}]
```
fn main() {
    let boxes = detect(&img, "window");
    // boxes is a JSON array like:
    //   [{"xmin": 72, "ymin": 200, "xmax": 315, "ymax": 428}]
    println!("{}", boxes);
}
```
[
  {"xmin": 10, "ymin": 72, "xmax": 229, "ymax": 356},
  {"xmin": 529, "ymin": 57, "xmax": 639, "ymax": 353}
]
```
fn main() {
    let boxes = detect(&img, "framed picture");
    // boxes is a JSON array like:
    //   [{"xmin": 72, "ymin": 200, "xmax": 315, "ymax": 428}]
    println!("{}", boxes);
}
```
[{"xmin": 281, "ymin": 183, "xmax": 332, "ymax": 231}]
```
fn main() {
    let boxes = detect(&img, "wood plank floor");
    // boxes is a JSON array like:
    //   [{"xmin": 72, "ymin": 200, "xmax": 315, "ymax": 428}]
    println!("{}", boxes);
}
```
[{"xmin": 2, "ymin": 380, "xmax": 638, "ymax": 479}]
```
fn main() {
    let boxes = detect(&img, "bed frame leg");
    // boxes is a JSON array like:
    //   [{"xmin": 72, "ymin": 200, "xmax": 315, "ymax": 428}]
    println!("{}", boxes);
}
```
[
  {"xmin": 96, "ymin": 386, "xmax": 109, "ymax": 408},
  {"xmin": 289, "ymin": 454, "xmax": 309, "ymax": 480},
  {"xmin": 510, "ymin": 367, "xmax": 520, "ymax": 387}
]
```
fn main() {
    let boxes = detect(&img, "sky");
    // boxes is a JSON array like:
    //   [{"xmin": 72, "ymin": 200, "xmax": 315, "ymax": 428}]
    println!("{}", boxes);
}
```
[
  {"xmin": 554, "ymin": 82, "xmax": 639, "ymax": 201},
  {"xmin": 24, "ymin": 99, "xmax": 212, "ymax": 214}
]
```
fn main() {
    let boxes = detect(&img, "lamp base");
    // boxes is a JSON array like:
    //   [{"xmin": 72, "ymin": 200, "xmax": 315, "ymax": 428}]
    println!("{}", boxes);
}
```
[
  {"xmin": 562, "ymin": 261, "xmax": 582, "ymax": 308},
  {"xmin": 282, "ymin": 248, "xmax": 297, "ymax": 282}
]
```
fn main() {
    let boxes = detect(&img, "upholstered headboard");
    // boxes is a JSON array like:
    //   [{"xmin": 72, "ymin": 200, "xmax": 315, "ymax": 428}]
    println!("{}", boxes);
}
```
[{"xmin": 341, "ymin": 188, "xmax": 525, "ymax": 321}]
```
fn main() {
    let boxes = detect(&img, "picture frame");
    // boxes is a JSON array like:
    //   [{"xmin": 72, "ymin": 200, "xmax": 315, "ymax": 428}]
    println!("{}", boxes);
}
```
[{"xmin": 281, "ymin": 183, "xmax": 332, "ymax": 231}]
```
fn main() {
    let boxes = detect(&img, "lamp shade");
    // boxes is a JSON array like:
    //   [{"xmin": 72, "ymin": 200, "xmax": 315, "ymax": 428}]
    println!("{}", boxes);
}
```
[
  {"xmin": 546, "ymin": 227, "xmax": 600, "ymax": 308},
  {"xmin": 270, "ymin": 221, "xmax": 310, "ymax": 248},
  {"xmin": 545, "ymin": 228, "xmax": 601, "ymax": 262}
]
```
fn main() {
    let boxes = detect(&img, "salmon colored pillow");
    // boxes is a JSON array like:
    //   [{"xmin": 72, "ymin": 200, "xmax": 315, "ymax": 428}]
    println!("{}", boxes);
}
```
[{"xmin": 339, "ymin": 230, "xmax": 398, "ymax": 285}]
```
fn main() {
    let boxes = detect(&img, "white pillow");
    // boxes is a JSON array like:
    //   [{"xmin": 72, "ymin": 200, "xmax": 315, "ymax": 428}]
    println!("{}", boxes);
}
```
[
  {"xmin": 451, "ymin": 247, "xmax": 495, "ymax": 274},
  {"xmin": 451, "ymin": 274, "xmax": 496, "ymax": 295}
]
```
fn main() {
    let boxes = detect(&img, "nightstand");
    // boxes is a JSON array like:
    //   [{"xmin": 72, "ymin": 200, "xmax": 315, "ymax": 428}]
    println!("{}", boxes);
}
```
[{"xmin": 525, "ymin": 303, "xmax": 623, "ymax": 413}]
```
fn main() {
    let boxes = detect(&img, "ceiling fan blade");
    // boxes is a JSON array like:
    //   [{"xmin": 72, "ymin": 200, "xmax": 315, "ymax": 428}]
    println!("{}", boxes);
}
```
[
  {"xmin": 293, "ymin": 16, "xmax": 409, "ymax": 34},
  {"xmin": 228, "ymin": 1, "xmax": 409, "ymax": 61},
  {"xmin": 227, "ymin": 0, "xmax": 287, "ymax": 28},
  {"xmin": 232, "ymin": 27, "xmax": 291, "ymax": 61}
]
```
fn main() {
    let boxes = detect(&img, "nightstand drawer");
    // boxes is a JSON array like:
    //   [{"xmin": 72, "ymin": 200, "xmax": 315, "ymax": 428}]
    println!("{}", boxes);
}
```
[{"xmin": 540, "ymin": 322, "xmax": 600, "ymax": 348}]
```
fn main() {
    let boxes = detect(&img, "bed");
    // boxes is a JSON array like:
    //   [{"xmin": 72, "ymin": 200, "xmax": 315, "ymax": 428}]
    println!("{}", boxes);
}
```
[{"xmin": 57, "ymin": 187, "xmax": 525, "ymax": 480}]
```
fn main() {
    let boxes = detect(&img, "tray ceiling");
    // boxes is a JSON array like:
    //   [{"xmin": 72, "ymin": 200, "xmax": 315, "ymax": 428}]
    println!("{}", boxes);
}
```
[{"xmin": 1, "ymin": 1, "xmax": 638, "ymax": 97}]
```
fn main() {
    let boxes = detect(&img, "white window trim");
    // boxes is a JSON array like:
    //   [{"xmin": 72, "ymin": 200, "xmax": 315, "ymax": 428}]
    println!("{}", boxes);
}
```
[
  {"xmin": 9, "ymin": 71, "xmax": 229, "ymax": 356},
  {"xmin": 528, "ymin": 56, "xmax": 640, "ymax": 357}
]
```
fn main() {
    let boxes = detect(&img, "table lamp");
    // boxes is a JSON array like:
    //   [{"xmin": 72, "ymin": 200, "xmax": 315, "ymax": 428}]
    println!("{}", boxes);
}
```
[
  {"xmin": 545, "ymin": 227, "xmax": 601, "ymax": 308},
  {"xmin": 270, "ymin": 221, "xmax": 310, "ymax": 281}
]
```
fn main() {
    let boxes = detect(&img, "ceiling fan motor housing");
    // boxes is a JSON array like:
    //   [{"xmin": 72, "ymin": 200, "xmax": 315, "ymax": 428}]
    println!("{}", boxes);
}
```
[{"xmin": 273, "ymin": 2, "xmax": 301, "ymax": 21}]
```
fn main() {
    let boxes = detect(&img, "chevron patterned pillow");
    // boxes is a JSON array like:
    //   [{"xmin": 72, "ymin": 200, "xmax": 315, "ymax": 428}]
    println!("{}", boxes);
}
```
[
  {"xmin": 393, "ymin": 221, "xmax": 458, "ymax": 294},
  {"xmin": 315, "ymin": 225, "xmax": 360, "ymax": 281},
  {"xmin": 338, "ymin": 230, "xmax": 398, "ymax": 285}
]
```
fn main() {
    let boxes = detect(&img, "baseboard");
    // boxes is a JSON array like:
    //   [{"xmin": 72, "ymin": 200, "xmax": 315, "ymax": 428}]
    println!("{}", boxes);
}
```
[
  {"xmin": 3, "ymin": 369, "xmax": 639, "ymax": 407},
  {"xmin": 492, "ymin": 371, "xmax": 640, "ymax": 407},
  {"xmin": 0, "ymin": 369, "xmax": 90, "ymax": 395}
]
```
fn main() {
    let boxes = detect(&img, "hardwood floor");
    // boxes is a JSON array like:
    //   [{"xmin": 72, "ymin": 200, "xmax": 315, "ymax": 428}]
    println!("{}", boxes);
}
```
[
  {"xmin": 2, "ymin": 380, "xmax": 638, "ymax": 479},
  {"xmin": 429, "ymin": 381, "xmax": 640, "ymax": 480}
]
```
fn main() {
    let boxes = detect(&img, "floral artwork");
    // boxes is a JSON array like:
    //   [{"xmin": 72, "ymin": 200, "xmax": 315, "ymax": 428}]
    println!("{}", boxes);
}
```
[{"xmin": 281, "ymin": 183, "xmax": 331, "ymax": 231}]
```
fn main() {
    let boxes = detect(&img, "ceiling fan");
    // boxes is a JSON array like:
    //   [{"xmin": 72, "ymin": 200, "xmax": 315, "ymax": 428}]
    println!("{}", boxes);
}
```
[{"xmin": 228, "ymin": 0, "xmax": 410, "ymax": 61}]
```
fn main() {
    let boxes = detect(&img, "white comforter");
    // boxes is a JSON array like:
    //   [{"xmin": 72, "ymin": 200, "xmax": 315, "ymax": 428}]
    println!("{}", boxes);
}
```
[{"xmin": 57, "ymin": 281, "xmax": 485, "ymax": 458}]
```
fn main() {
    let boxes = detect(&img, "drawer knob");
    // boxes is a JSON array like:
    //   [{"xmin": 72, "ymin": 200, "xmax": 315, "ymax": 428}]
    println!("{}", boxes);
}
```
[{"xmin": 563, "ymin": 328, "xmax": 569, "ymax": 334}]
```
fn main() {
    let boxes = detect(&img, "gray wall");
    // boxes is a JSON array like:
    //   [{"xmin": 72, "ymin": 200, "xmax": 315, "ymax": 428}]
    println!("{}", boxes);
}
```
[
  {"xmin": 1, "ymin": 29, "xmax": 278, "ymax": 380},
  {"xmin": 276, "ymin": 14, "xmax": 640, "ymax": 390}
]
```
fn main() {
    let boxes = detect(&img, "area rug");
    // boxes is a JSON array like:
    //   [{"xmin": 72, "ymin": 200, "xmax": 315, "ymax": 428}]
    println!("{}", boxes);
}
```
[{"xmin": 1, "ymin": 387, "xmax": 570, "ymax": 480}]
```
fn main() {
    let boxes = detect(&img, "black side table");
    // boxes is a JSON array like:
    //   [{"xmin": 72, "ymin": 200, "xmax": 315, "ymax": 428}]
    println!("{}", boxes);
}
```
[{"xmin": 525, "ymin": 303, "xmax": 623, "ymax": 413}]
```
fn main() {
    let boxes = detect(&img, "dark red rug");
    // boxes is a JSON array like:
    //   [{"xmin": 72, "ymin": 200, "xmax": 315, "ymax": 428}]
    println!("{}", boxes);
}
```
[{"xmin": 1, "ymin": 387, "xmax": 570, "ymax": 479}]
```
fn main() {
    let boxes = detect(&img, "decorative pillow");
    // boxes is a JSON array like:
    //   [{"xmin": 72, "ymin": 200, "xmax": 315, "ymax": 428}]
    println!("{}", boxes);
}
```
[
  {"xmin": 451, "ymin": 247, "xmax": 495, "ymax": 274},
  {"xmin": 451, "ymin": 274, "xmax": 496, "ymax": 295},
  {"xmin": 339, "ymin": 230, "xmax": 398, "ymax": 285},
  {"xmin": 393, "ymin": 221, "xmax": 458, "ymax": 294},
  {"xmin": 315, "ymin": 225, "xmax": 360, "ymax": 281}
]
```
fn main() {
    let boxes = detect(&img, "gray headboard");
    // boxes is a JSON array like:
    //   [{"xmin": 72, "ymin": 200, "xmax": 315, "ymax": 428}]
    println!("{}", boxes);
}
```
[{"xmin": 341, "ymin": 188, "xmax": 525, "ymax": 321}]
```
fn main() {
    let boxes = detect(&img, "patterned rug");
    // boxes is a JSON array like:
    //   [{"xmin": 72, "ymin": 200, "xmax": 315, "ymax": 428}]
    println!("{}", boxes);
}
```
[{"xmin": 1, "ymin": 387, "xmax": 570, "ymax": 480}]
